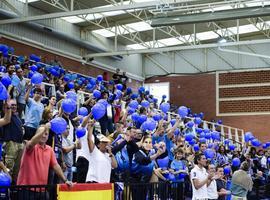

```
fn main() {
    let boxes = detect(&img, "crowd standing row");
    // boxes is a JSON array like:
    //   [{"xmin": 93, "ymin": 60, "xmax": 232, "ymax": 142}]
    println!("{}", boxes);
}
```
[{"xmin": 0, "ymin": 48, "xmax": 268, "ymax": 200}]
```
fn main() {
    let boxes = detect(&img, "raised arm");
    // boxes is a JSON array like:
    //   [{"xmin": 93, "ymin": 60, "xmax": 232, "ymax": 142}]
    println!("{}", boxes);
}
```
[
  {"xmin": 87, "ymin": 120, "xmax": 95, "ymax": 153},
  {"xmin": 81, "ymin": 113, "xmax": 92, "ymax": 128},
  {"xmin": 167, "ymin": 116, "xmax": 180, "ymax": 139},
  {"xmin": 150, "ymin": 145, "xmax": 166, "ymax": 161},
  {"xmin": 0, "ymin": 102, "xmax": 11, "ymax": 127},
  {"xmin": 26, "ymin": 124, "xmax": 49, "ymax": 149},
  {"xmin": 24, "ymin": 84, "xmax": 32, "ymax": 103},
  {"xmin": 153, "ymin": 119, "xmax": 164, "ymax": 137}
]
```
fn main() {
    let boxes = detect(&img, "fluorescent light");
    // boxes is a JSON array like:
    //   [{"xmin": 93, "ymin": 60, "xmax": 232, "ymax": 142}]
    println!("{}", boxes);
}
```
[
  {"xmin": 92, "ymin": 29, "xmax": 115, "ymax": 37},
  {"xmin": 158, "ymin": 38, "xmax": 183, "ymax": 46},
  {"xmin": 218, "ymin": 38, "xmax": 227, "ymax": 44},
  {"xmin": 17, "ymin": 0, "xmax": 39, "ymax": 2},
  {"xmin": 196, "ymin": 31, "xmax": 219, "ymax": 40},
  {"xmin": 61, "ymin": 16, "xmax": 85, "ymax": 23},
  {"xmin": 202, "ymin": 5, "xmax": 233, "ymax": 12},
  {"xmin": 238, "ymin": 24, "xmax": 260, "ymax": 34},
  {"xmin": 226, "ymin": 24, "xmax": 258, "ymax": 35},
  {"xmin": 126, "ymin": 44, "xmax": 147, "ymax": 50},
  {"xmin": 125, "ymin": 19, "xmax": 270, "ymax": 49},
  {"xmin": 83, "ymin": 13, "xmax": 103, "ymax": 21},
  {"xmin": 133, "ymin": 0, "xmax": 157, "ymax": 2},
  {"xmin": 103, "ymin": 10, "xmax": 126, "ymax": 16},
  {"xmin": 245, "ymin": 1, "xmax": 270, "ymax": 7},
  {"xmin": 127, "ymin": 21, "xmax": 153, "ymax": 32},
  {"xmin": 93, "ymin": 21, "xmax": 153, "ymax": 37},
  {"xmin": 78, "ymin": 11, "xmax": 125, "ymax": 22}
]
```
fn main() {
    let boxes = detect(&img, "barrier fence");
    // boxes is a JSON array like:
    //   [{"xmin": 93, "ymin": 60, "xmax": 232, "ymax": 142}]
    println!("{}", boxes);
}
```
[
  {"xmin": 0, "ymin": 184, "xmax": 56, "ymax": 200},
  {"xmin": 0, "ymin": 181, "xmax": 269, "ymax": 200}
]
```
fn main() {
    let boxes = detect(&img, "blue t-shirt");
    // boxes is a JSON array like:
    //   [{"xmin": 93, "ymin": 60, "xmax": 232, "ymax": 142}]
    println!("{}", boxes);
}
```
[
  {"xmin": 24, "ymin": 98, "xmax": 44, "ymax": 128},
  {"xmin": 170, "ymin": 159, "xmax": 187, "ymax": 182},
  {"xmin": 152, "ymin": 133, "xmax": 174, "ymax": 161},
  {"xmin": 170, "ymin": 159, "xmax": 186, "ymax": 171},
  {"xmin": 152, "ymin": 134, "xmax": 165, "ymax": 145},
  {"xmin": 164, "ymin": 134, "xmax": 174, "ymax": 161}
]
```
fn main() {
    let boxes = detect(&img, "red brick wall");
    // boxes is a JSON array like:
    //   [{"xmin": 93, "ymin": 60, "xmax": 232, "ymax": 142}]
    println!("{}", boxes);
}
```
[
  {"xmin": 0, "ymin": 37, "xmax": 142, "ymax": 89},
  {"xmin": 145, "ymin": 73, "xmax": 270, "ymax": 142},
  {"xmin": 219, "ymin": 70, "xmax": 270, "ymax": 85},
  {"xmin": 146, "ymin": 74, "xmax": 217, "ymax": 119},
  {"xmin": 219, "ymin": 86, "xmax": 270, "ymax": 98},
  {"xmin": 220, "ymin": 99, "xmax": 270, "ymax": 113}
]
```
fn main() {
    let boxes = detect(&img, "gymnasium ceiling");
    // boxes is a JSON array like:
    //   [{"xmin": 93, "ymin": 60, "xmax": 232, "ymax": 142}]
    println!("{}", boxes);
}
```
[{"xmin": 8, "ymin": 0, "xmax": 270, "ymax": 51}]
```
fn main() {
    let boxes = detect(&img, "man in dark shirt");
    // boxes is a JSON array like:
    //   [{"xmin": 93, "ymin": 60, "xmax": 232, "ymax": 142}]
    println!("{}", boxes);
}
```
[
  {"xmin": 121, "ymin": 71, "xmax": 128, "ymax": 90},
  {"xmin": 216, "ymin": 166, "xmax": 231, "ymax": 200},
  {"xmin": 56, "ymin": 84, "xmax": 65, "ymax": 102},
  {"xmin": 112, "ymin": 68, "xmax": 122, "ymax": 85},
  {"xmin": 98, "ymin": 91, "xmax": 114, "ymax": 135},
  {"xmin": 3, "ymin": 99, "xmax": 24, "ymax": 182},
  {"xmin": 111, "ymin": 126, "xmax": 140, "ymax": 182}
]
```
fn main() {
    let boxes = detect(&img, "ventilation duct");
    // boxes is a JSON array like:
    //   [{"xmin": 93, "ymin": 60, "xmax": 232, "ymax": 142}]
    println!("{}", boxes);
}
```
[{"xmin": 151, "ymin": 6, "xmax": 270, "ymax": 27}]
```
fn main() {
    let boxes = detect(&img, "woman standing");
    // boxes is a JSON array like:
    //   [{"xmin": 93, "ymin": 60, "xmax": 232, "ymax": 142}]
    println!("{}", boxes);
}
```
[
  {"xmin": 231, "ymin": 161, "xmax": 253, "ymax": 200},
  {"xmin": 130, "ymin": 135, "xmax": 165, "ymax": 200}
]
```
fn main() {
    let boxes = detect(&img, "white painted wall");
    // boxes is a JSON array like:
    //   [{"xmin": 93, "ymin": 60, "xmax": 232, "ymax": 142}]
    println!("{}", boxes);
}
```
[{"xmin": 145, "ymin": 43, "xmax": 270, "ymax": 77}]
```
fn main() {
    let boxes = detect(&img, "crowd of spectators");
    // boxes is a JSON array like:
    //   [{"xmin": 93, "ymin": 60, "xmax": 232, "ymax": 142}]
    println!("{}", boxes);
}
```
[{"xmin": 0, "ymin": 45, "xmax": 269, "ymax": 200}]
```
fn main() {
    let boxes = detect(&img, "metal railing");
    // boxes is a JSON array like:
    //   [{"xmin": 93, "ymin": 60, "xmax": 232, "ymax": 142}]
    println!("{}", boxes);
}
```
[
  {"xmin": 0, "ymin": 184, "xmax": 56, "ymax": 200},
  {"xmin": 120, "ymin": 182, "xmax": 185, "ymax": 200},
  {"xmin": 76, "ymin": 89, "xmax": 245, "ymax": 148},
  {"xmin": 1, "ymin": 181, "xmax": 270, "ymax": 200}
]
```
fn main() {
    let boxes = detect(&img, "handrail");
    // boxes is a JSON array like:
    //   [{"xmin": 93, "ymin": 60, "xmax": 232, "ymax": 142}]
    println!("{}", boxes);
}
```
[{"xmin": 76, "ymin": 90, "xmax": 244, "ymax": 147}]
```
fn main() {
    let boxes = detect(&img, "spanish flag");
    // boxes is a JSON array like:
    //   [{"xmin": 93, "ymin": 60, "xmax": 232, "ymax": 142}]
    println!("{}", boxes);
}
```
[{"xmin": 57, "ymin": 183, "xmax": 114, "ymax": 200}]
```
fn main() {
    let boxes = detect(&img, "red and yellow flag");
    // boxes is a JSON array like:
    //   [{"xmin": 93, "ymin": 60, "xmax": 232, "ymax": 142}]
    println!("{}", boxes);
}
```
[{"xmin": 57, "ymin": 183, "xmax": 114, "ymax": 200}]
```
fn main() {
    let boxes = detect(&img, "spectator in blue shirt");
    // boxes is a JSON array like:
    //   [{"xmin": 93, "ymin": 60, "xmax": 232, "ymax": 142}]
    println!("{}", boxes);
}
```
[
  {"xmin": 170, "ymin": 147, "xmax": 188, "ymax": 182},
  {"xmin": 23, "ymin": 86, "xmax": 44, "ymax": 140},
  {"xmin": 152, "ymin": 117, "xmax": 180, "ymax": 162}
]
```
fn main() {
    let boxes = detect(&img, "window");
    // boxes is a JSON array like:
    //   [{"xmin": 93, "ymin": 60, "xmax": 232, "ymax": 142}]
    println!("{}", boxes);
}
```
[{"xmin": 144, "ymin": 82, "xmax": 170, "ymax": 104}]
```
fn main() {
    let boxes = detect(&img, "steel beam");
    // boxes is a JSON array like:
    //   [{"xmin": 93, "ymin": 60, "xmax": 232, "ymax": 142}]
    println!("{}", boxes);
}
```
[
  {"xmin": 151, "ymin": 6, "xmax": 270, "ymax": 27},
  {"xmin": 248, "ymin": 17, "xmax": 270, "ymax": 38},
  {"xmin": 85, "ymin": 38, "xmax": 270, "ymax": 57},
  {"xmin": 38, "ymin": 0, "xmax": 70, "ymax": 12},
  {"xmin": 2, "ymin": 0, "xmax": 22, "ymax": 16},
  {"xmin": 207, "ymin": 22, "xmax": 237, "ymax": 42},
  {"xmin": 0, "ymin": 1, "xmax": 159, "ymax": 24},
  {"xmin": 218, "ymin": 46, "xmax": 270, "ymax": 60},
  {"xmin": 208, "ymin": 21, "xmax": 270, "ymax": 67},
  {"xmin": 81, "ymin": 14, "xmax": 153, "ymax": 49},
  {"xmin": 103, "ymin": 0, "xmax": 198, "ymax": 46}
]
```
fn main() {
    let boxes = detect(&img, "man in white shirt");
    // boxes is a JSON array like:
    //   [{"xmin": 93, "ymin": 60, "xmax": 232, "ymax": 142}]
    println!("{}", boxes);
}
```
[
  {"xmin": 86, "ymin": 120, "xmax": 117, "ymax": 183},
  {"xmin": 190, "ymin": 153, "xmax": 214, "ymax": 200},
  {"xmin": 207, "ymin": 164, "xmax": 219, "ymax": 200}
]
